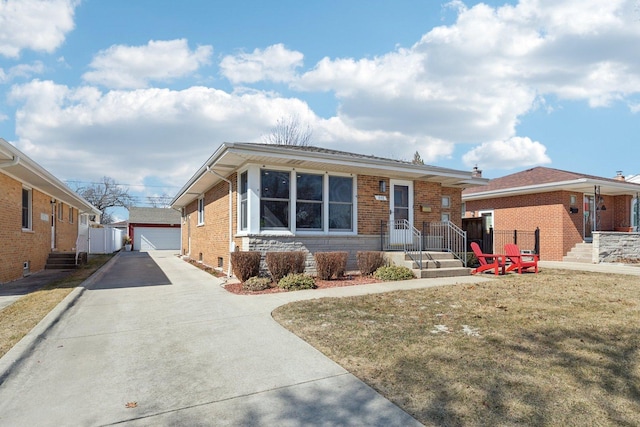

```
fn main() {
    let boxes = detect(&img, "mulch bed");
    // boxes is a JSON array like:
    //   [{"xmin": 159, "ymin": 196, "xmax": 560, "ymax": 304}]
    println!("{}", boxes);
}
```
[{"xmin": 224, "ymin": 275, "xmax": 382, "ymax": 295}]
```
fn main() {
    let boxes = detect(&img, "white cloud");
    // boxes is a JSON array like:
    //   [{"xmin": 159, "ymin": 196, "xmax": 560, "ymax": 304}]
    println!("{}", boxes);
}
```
[
  {"xmin": 462, "ymin": 137, "xmax": 551, "ymax": 170},
  {"xmin": 9, "ymin": 80, "xmax": 317, "ymax": 186},
  {"xmin": 82, "ymin": 39, "xmax": 213, "ymax": 89},
  {"xmin": 0, "ymin": 0, "xmax": 77, "ymax": 57},
  {"xmin": 0, "ymin": 61, "xmax": 44, "ymax": 83},
  {"xmin": 220, "ymin": 43, "xmax": 304, "ymax": 84}
]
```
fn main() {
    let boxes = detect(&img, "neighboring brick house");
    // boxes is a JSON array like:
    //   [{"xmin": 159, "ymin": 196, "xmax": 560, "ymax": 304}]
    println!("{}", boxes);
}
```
[
  {"xmin": 127, "ymin": 207, "xmax": 181, "ymax": 251},
  {"xmin": 0, "ymin": 138, "xmax": 100, "ymax": 284},
  {"xmin": 462, "ymin": 167, "xmax": 640, "ymax": 261},
  {"xmin": 170, "ymin": 142, "xmax": 488, "ymax": 274}
]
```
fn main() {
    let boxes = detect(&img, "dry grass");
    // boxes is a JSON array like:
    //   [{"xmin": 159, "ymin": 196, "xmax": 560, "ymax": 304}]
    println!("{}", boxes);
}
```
[
  {"xmin": 273, "ymin": 269, "xmax": 640, "ymax": 426},
  {"xmin": 0, "ymin": 254, "xmax": 113, "ymax": 358}
]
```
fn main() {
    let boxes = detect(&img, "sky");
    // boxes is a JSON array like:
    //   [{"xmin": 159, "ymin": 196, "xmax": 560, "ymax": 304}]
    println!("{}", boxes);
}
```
[{"xmin": 1, "ymin": 0, "xmax": 640, "ymax": 221}]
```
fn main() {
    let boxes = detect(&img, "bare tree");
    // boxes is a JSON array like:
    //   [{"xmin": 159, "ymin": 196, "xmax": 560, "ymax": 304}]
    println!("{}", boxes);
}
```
[
  {"xmin": 73, "ymin": 176, "xmax": 135, "ymax": 223},
  {"xmin": 412, "ymin": 151, "xmax": 425, "ymax": 165},
  {"xmin": 147, "ymin": 193, "xmax": 173, "ymax": 208},
  {"xmin": 262, "ymin": 114, "xmax": 313, "ymax": 146}
]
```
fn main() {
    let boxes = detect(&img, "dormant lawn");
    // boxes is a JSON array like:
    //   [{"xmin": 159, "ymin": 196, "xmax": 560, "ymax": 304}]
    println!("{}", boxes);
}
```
[{"xmin": 273, "ymin": 269, "xmax": 640, "ymax": 426}]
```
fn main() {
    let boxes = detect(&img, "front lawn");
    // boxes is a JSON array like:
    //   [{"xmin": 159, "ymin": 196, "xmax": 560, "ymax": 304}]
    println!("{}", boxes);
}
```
[{"xmin": 272, "ymin": 269, "xmax": 640, "ymax": 426}]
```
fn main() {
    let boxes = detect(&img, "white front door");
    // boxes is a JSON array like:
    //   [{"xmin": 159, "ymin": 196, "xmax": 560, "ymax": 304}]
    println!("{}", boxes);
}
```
[{"xmin": 389, "ymin": 180, "xmax": 413, "ymax": 245}]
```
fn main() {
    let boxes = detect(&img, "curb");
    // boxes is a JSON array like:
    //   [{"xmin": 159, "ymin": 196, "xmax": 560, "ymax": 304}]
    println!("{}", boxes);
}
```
[{"xmin": 0, "ymin": 252, "xmax": 122, "ymax": 385}]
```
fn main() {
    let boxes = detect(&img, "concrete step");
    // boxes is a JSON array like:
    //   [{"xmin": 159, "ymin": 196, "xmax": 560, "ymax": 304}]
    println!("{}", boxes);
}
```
[
  {"xmin": 45, "ymin": 252, "xmax": 77, "ymax": 269},
  {"xmin": 563, "ymin": 242, "xmax": 593, "ymax": 263}
]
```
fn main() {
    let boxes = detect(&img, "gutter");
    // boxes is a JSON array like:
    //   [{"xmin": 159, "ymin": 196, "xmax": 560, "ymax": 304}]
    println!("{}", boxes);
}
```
[
  {"xmin": 0, "ymin": 155, "xmax": 19, "ymax": 168},
  {"xmin": 206, "ymin": 165, "xmax": 234, "ymax": 278}
]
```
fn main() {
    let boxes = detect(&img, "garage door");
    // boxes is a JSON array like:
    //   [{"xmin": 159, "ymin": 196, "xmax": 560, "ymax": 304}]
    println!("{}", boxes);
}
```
[{"xmin": 133, "ymin": 227, "xmax": 180, "ymax": 250}]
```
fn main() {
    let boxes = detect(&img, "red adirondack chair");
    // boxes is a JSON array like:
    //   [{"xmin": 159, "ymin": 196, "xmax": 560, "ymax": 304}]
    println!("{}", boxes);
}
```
[
  {"xmin": 504, "ymin": 243, "xmax": 539, "ymax": 274},
  {"xmin": 470, "ymin": 242, "xmax": 505, "ymax": 275}
]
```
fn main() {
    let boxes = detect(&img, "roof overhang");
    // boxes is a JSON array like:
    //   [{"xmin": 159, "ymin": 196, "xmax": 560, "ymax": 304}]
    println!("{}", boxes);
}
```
[
  {"xmin": 0, "ymin": 139, "xmax": 101, "ymax": 215},
  {"xmin": 171, "ymin": 142, "xmax": 489, "ymax": 208},
  {"xmin": 462, "ymin": 178, "xmax": 640, "ymax": 201}
]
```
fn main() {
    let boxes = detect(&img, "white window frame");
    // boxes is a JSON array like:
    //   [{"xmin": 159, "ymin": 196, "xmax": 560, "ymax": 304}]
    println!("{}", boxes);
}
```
[
  {"xmin": 441, "ymin": 212, "xmax": 450, "ymax": 223},
  {"xmin": 69, "ymin": 206, "xmax": 74, "ymax": 224},
  {"xmin": 442, "ymin": 195, "xmax": 451, "ymax": 208},
  {"xmin": 238, "ymin": 165, "xmax": 357, "ymax": 236},
  {"xmin": 57, "ymin": 201, "xmax": 64, "ymax": 221},
  {"xmin": 197, "ymin": 196, "xmax": 205, "ymax": 225},
  {"xmin": 22, "ymin": 187, "xmax": 32, "ymax": 230}
]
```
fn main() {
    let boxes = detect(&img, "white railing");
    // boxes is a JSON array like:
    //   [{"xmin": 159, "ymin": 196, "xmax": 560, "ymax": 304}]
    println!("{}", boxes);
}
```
[
  {"xmin": 422, "ymin": 221, "xmax": 467, "ymax": 266},
  {"xmin": 383, "ymin": 219, "xmax": 423, "ymax": 269}
]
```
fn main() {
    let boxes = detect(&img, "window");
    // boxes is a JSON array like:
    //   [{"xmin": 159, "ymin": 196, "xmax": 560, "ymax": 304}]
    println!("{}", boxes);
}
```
[
  {"xmin": 441, "ymin": 213, "xmax": 450, "ymax": 222},
  {"xmin": 296, "ymin": 173, "xmax": 323, "ymax": 230},
  {"xmin": 69, "ymin": 207, "xmax": 74, "ymax": 223},
  {"xmin": 22, "ymin": 188, "xmax": 32, "ymax": 230},
  {"xmin": 260, "ymin": 169, "xmax": 290, "ymax": 229},
  {"xmin": 58, "ymin": 202, "xmax": 64, "ymax": 221},
  {"xmin": 240, "ymin": 171, "xmax": 248, "ymax": 231},
  {"xmin": 329, "ymin": 176, "xmax": 353, "ymax": 231},
  {"xmin": 442, "ymin": 196, "xmax": 450, "ymax": 208},
  {"xmin": 80, "ymin": 214, "xmax": 87, "ymax": 225},
  {"xmin": 197, "ymin": 197, "xmax": 205, "ymax": 224}
]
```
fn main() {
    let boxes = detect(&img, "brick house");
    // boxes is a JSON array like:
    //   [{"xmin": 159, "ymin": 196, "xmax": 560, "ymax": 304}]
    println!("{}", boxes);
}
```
[
  {"xmin": 0, "ymin": 138, "xmax": 101, "ymax": 284},
  {"xmin": 170, "ymin": 142, "xmax": 487, "ymax": 275},
  {"xmin": 462, "ymin": 167, "xmax": 640, "ymax": 261}
]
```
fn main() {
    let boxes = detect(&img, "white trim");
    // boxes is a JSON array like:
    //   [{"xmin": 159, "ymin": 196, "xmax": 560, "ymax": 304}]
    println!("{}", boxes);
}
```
[{"xmin": 197, "ymin": 196, "xmax": 205, "ymax": 225}]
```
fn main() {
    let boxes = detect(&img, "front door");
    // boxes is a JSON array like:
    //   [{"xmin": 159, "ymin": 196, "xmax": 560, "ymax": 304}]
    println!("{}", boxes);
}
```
[
  {"xmin": 51, "ymin": 201, "xmax": 56, "ymax": 250},
  {"xmin": 389, "ymin": 180, "xmax": 413, "ymax": 244},
  {"xmin": 584, "ymin": 195, "xmax": 595, "ymax": 242}
]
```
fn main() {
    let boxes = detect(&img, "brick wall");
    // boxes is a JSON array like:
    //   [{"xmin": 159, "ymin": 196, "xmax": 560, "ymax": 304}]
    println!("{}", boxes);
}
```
[
  {"xmin": 357, "ymin": 175, "xmax": 389, "ymax": 235},
  {"xmin": 181, "ymin": 173, "xmax": 239, "ymax": 272},
  {"xmin": 54, "ymin": 202, "xmax": 79, "ymax": 251},
  {"xmin": 0, "ymin": 174, "xmax": 53, "ymax": 283}
]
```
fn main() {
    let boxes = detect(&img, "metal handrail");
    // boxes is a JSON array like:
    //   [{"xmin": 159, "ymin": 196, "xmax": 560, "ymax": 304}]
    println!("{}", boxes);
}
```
[{"xmin": 385, "ymin": 219, "xmax": 423, "ymax": 269}]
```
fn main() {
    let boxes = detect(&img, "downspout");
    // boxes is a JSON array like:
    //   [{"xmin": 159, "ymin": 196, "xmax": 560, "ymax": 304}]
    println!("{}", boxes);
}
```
[
  {"xmin": 0, "ymin": 155, "xmax": 20, "ymax": 168},
  {"xmin": 206, "ymin": 166, "xmax": 234, "ymax": 278}
]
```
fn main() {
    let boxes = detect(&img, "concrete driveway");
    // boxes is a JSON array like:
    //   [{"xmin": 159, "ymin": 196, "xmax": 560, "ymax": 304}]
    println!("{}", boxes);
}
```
[{"xmin": 0, "ymin": 250, "xmax": 433, "ymax": 426}]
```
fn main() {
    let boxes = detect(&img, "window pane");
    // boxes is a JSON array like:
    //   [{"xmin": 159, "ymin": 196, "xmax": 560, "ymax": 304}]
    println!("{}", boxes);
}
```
[
  {"xmin": 261, "ymin": 200, "xmax": 289, "ymax": 228},
  {"xmin": 329, "ymin": 204, "xmax": 352, "ymax": 230},
  {"xmin": 22, "ymin": 189, "xmax": 30, "ymax": 229},
  {"xmin": 240, "ymin": 172, "xmax": 248, "ymax": 198},
  {"xmin": 261, "ymin": 170, "xmax": 289, "ymax": 199},
  {"xmin": 296, "ymin": 202, "xmax": 322, "ymax": 229},
  {"xmin": 394, "ymin": 207, "xmax": 409, "ymax": 222},
  {"xmin": 329, "ymin": 176, "xmax": 352, "ymax": 202},
  {"xmin": 297, "ymin": 174, "xmax": 322, "ymax": 201},
  {"xmin": 240, "ymin": 200, "xmax": 248, "ymax": 230}
]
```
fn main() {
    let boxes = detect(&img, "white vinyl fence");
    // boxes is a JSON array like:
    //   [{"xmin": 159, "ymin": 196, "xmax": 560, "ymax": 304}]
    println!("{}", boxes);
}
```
[{"xmin": 90, "ymin": 227, "xmax": 124, "ymax": 254}]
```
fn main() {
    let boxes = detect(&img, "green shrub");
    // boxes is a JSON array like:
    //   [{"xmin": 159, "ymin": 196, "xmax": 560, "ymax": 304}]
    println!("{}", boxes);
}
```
[
  {"xmin": 373, "ymin": 265, "xmax": 415, "ymax": 281},
  {"xmin": 356, "ymin": 251, "xmax": 385, "ymax": 276},
  {"xmin": 266, "ymin": 251, "xmax": 306, "ymax": 282},
  {"xmin": 278, "ymin": 273, "xmax": 317, "ymax": 291},
  {"xmin": 230, "ymin": 251, "xmax": 261, "ymax": 282},
  {"xmin": 241, "ymin": 276, "xmax": 273, "ymax": 292},
  {"xmin": 315, "ymin": 251, "xmax": 348, "ymax": 280}
]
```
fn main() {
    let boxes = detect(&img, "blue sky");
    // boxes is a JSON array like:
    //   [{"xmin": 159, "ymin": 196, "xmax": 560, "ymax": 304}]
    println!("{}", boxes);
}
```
[{"xmin": 1, "ymin": 0, "xmax": 640, "ymax": 220}]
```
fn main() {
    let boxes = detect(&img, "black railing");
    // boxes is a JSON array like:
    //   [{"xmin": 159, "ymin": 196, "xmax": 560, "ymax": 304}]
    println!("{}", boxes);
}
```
[{"xmin": 485, "ymin": 227, "xmax": 540, "ymax": 257}]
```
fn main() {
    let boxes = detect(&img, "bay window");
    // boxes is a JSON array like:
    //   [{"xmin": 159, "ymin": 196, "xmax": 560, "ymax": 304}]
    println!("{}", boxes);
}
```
[{"xmin": 242, "ymin": 167, "xmax": 354, "ymax": 234}]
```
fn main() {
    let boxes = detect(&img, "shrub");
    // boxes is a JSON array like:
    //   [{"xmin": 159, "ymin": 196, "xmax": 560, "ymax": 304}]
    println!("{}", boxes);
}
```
[
  {"xmin": 242, "ymin": 276, "xmax": 273, "ymax": 292},
  {"xmin": 315, "ymin": 251, "xmax": 348, "ymax": 280},
  {"xmin": 230, "ymin": 251, "xmax": 261, "ymax": 282},
  {"xmin": 265, "ymin": 251, "xmax": 306, "ymax": 282},
  {"xmin": 373, "ymin": 265, "xmax": 415, "ymax": 281},
  {"xmin": 356, "ymin": 251, "xmax": 385, "ymax": 276},
  {"xmin": 278, "ymin": 273, "xmax": 317, "ymax": 291}
]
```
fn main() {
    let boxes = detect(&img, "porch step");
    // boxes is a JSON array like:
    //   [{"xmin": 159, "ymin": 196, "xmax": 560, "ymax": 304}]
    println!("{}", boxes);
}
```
[
  {"xmin": 385, "ymin": 251, "xmax": 471, "ymax": 279},
  {"xmin": 45, "ymin": 252, "xmax": 77, "ymax": 270},
  {"xmin": 563, "ymin": 243, "xmax": 593, "ymax": 263}
]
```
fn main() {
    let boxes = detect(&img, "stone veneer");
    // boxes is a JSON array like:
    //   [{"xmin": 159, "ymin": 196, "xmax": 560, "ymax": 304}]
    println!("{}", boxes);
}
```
[
  {"xmin": 242, "ymin": 235, "xmax": 380, "ymax": 275},
  {"xmin": 592, "ymin": 231, "xmax": 640, "ymax": 263}
]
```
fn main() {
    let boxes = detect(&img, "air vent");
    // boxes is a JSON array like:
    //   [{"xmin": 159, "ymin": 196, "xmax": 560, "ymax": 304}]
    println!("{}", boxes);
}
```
[{"xmin": 23, "ymin": 261, "xmax": 31, "ymax": 276}]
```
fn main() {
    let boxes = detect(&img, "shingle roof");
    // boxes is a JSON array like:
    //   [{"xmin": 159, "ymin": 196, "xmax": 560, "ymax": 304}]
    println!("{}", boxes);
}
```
[
  {"xmin": 463, "ymin": 166, "xmax": 633, "ymax": 195},
  {"xmin": 128, "ymin": 207, "xmax": 181, "ymax": 225}
]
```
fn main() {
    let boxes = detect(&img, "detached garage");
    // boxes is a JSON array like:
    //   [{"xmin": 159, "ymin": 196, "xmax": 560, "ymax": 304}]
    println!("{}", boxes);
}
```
[{"xmin": 128, "ymin": 207, "xmax": 181, "ymax": 251}]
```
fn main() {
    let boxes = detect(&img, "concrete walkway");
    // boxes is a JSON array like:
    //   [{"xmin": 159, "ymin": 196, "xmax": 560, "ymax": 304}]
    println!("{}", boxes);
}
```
[{"xmin": 1, "ymin": 251, "xmax": 493, "ymax": 426}]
